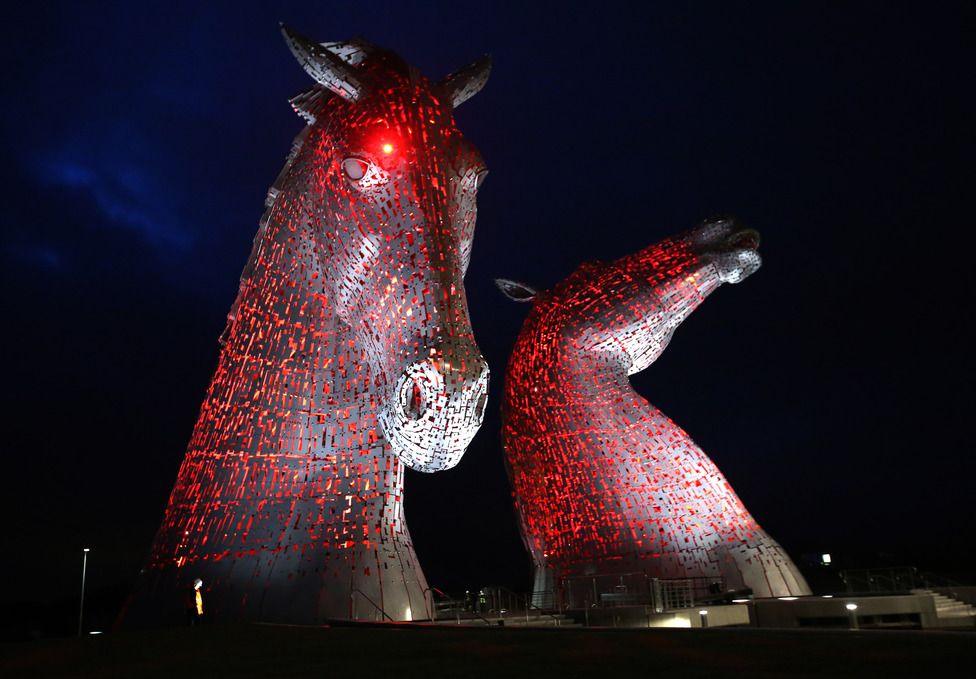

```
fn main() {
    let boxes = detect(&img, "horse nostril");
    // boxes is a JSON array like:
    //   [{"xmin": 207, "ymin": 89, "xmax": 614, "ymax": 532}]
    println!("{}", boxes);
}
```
[
  {"xmin": 403, "ymin": 378, "xmax": 426, "ymax": 420},
  {"xmin": 475, "ymin": 390, "xmax": 488, "ymax": 421}
]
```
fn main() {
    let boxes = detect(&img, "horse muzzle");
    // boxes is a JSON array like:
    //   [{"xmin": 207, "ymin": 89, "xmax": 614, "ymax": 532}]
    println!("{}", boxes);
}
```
[{"xmin": 379, "ymin": 339, "xmax": 489, "ymax": 472}]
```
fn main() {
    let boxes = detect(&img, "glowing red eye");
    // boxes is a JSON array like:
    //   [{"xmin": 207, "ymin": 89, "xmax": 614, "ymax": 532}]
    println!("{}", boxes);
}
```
[{"xmin": 381, "ymin": 143, "xmax": 394, "ymax": 155}]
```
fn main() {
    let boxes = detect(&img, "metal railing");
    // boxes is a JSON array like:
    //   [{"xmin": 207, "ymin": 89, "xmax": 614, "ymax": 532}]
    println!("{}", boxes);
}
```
[
  {"xmin": 420, "ymin": 571, "xmax": 735, "ymax": 627},
  {"xmin": 424, "ymin": 586, "xmax": 465, "ymax": 624},
  {"xmin": 424, "ymin": 586, "xmax": 496, "ymax": 626},
  {"xmin": 840, "ymin": 567, "xmax": 964, "ymax": 594},
  {"xmin": 482, "ymin": 586, "xmax": 565, "ymax": 626},
  {"xmin": 350, "ymin": 588, "xmax": 395, "ymax": 622},
  {"xmin": 559, "ymin": 572, "xmax": 727, "ymax": 612}
]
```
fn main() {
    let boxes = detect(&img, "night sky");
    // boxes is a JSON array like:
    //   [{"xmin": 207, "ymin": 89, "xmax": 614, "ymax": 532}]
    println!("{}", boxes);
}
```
[{"xmin": 2, "ymin": 2, "xmax": 973, "ymax": 614}]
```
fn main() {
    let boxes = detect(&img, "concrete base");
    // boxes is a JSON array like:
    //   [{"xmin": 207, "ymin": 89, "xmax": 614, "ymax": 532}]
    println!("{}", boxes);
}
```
[
  {"xmin": 564, "ymin": 591, "xmax": 976, "ymax": 630},
  {"xmin": 749, "ymin": 592, "xmax": 975, "ymax": 629},
  {"xmin": 571, "ymin": 604, "xmax": 750, "ymax": 629}
]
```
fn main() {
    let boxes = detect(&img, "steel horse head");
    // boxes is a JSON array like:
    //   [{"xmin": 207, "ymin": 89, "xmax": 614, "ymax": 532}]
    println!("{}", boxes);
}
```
[
  {"xmin": 499, "ymin": 218, "xmax": 811, "ymax": 601},
  {"xmin": 123, "ymin": 26, "xmax": 492, "ymax": 626},
  {"xmin": 281, "ymin": 25, "xmax": 491, "ymax": 470}
]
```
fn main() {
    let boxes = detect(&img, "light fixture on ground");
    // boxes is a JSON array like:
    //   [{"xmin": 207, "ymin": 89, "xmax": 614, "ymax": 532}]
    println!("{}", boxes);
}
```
[
  {"xmin": 845, "ymin": 602, "xmax": 859, "ymax": 630},
  {"xmin": 699, "ymin": 609, "xmax": 708, "ymax": 628}
]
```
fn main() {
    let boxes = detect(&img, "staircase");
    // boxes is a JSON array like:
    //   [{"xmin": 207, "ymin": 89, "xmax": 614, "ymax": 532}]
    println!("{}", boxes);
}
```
[{"xmin": 912, "ymin": 589, "xmax": 976, "ymax": 625}]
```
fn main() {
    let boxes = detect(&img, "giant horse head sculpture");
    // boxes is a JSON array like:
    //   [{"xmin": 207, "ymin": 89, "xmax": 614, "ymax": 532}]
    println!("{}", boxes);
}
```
[
  {"xmin": 121, "ymin": 27, "xmax": 492, "ymax": 626},
  {"xmin": 499, "ymin": 218, "xmax": 811, "ymax": 601},
  {"xmin": 280, "ymin": 26, "xmax": 491, "ymax": 469}
]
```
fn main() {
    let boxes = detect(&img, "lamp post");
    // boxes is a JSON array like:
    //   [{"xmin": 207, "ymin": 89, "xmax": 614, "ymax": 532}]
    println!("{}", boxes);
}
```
[{"xmin": 78, "ymin": 548, "xmax": 90, "ymax": 637}]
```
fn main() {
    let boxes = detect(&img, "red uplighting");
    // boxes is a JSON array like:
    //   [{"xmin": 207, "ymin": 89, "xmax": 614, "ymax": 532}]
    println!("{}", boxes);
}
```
[
  {"xmin": 124, "ymin": 27, "xmax": 494, "ymax": 625},
  {"xmin": 501, "ymin": 219, "xmax": 811, "ymax": 601}
]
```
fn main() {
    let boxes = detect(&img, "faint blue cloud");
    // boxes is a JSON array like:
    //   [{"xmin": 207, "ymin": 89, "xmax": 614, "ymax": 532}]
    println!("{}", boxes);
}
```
[
  {"xmin": 31, "ymin": 137, "xmax": 194, "ymax": 250},
  {"xmin": 6, "ymin": 244, "xmax": 64, "ymax": 270}
]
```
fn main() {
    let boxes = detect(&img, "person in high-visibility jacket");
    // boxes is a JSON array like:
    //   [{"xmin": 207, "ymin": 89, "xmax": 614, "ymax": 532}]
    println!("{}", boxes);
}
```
[{"xmin": 184, "ymin": 579, "xmax": 204, "ymax": 625}]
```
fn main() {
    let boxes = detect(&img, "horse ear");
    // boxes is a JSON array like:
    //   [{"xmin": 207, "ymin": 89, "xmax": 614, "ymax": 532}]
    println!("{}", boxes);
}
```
[
  {"xmin": 280, "ymin": 24, "xmax": 363, "ymax": 102},
  {"xmin": 494, "ymin": 278, "xmax": 537, "ymax": 303},
  {"xmin": 320, "ymin": 37, "xmax": 376, "ymax": 66},
  {"xmin": 439, "ymin": 55, "xmax": 491, "ymax": 108}
]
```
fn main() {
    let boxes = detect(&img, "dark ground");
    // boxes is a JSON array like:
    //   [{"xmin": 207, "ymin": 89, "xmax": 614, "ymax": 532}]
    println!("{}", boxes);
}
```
[{"xmin": 1, "ymin": 624, "xmax": 973, "ymax": 678}]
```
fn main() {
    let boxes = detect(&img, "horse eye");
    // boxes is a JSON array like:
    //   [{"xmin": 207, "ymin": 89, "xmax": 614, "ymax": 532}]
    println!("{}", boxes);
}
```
[
  {"xmin": 476, "ymin": 169, "xmax": 489, "ymax": 189},
  {"xmin": 342, "ymin": 157, "xmax": 369, "ymax": 181}
]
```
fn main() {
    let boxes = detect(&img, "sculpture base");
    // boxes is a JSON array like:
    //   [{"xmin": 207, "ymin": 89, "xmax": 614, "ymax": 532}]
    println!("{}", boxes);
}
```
[{"xmin": 119, "ymin": 541, "xmax": 429, "ymax": 628}]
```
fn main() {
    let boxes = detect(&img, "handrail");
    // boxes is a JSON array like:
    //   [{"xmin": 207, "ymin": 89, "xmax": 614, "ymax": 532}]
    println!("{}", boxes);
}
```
[
  {"xmin": 468, "ymin": 610, "xmax": 497, "ymax": 627},
  {"xmin": 424, "ymin": 585, "xmax": 457, "ymax": 607},
  {"xmin": 422, "ymin": 586, "xmax": 461, "ymax": 623},
  {"xmin": 839, "ymin": 566, "xmax": 966, "ymax": 594},
  {"xmin": 840, "ymin": 566, "xmax": 919, "ymax": 594},
  {"xmin": 558, "ymin": 572, "xmax": 724, "ymax": 612},
  {"xmin": 350, "ymin": 588, "xmax": 396, "ymax": 623},
  {"xmin": 918, "ymin": 571, "xmax": 964, "ymax": 588},
  {"xmin": 492, "ymin": 586, "xmax": 564, "ymax": 626},
  {"xmin": 422, "ymin": 586, "xmax": 494, "ymax": 626}
]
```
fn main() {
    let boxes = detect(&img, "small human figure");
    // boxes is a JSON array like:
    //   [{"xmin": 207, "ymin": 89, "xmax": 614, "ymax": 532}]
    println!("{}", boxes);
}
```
[{"xmin": 184, "ymin": 578, "xmax": 204, "ymax": 625}]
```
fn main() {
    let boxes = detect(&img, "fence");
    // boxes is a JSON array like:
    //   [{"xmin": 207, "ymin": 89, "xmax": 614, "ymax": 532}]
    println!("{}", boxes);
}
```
[
  {"xmin": 839, "ymin": 567, "xmax": 962, "ymax": 594},
  {"xmin": 425, "ymin": 572, "xmax": 733, "ymax": 622},
  {"xmin": 558, "ymin": 572, "xmax": 727, "ymax": 612}
]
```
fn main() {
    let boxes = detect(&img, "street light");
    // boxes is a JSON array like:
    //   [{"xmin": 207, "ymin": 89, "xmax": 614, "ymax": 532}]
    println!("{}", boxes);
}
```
[{"xmin": 78, "ymin": 548, "xmax": 90, "ymax": 637}]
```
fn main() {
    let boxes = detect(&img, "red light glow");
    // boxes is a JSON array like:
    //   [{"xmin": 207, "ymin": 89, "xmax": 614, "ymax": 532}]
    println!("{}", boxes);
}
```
[
  {"xmin": 124, "ymin": 27, "xmax": 493, "ymax": 626},
  {"xmin": 501, "ymin": 219, "xmax": 811, "ymax": 602}
]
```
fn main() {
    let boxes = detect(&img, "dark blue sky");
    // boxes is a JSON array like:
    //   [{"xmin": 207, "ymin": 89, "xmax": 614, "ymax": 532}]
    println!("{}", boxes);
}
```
[{"xmin": 1, "ymin": 2, "xmax": 973, "ymax": 607}]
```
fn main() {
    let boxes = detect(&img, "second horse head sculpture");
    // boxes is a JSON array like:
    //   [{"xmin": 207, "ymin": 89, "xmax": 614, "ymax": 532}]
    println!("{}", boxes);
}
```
[{"xmin": 499, "ymin": 218, "xmax": 811, "ymax": 601}]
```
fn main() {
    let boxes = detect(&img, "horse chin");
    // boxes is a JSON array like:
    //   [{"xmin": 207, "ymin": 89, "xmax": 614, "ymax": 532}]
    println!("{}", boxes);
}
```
[
  {"xmin": 378, "ymin": 383, "xmax": 487, "ymax": 472},
  {"xmin": 379, "ymin": 416, "xmax": 476, "ymax": 473},
  {"xmin": 707, "ymin": 248, "xmax": 762, "ymax": 284},
  {"xmin": 377, "ymin": 353, "xmax": 489, "ymax": 472}
]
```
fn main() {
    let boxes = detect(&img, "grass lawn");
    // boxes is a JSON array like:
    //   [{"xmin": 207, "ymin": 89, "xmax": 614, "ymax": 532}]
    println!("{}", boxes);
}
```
[{"xmin": 1, "ymin": 623, "xmax": 973, "ymax": 678}]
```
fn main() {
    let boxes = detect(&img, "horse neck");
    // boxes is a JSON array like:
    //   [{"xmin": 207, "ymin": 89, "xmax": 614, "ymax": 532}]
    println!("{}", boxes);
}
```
[
  {"xmin": 508, "ymin": 329, "xmax": 690, "ymax": 465},
  {"xmin": 210, "ymin": 143, "xmax": 403, "ymax": 512}
]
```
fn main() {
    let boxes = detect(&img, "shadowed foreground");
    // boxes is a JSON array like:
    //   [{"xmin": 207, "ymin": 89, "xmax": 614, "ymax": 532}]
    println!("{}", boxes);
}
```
[{"xmin": 1, "ymin": 624, "xmax": 973, "ymax": 678}]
